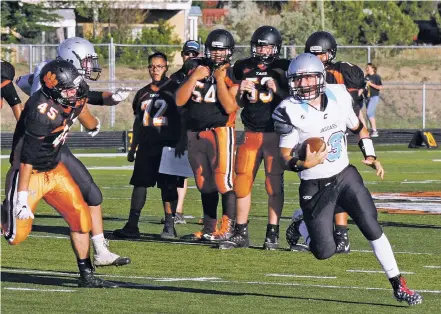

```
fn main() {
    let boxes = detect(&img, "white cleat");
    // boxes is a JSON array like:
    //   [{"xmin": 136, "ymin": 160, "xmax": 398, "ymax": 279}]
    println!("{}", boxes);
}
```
[{"xmin": 93, "ymin": 239, "xmax": 131, "ymax": 267}]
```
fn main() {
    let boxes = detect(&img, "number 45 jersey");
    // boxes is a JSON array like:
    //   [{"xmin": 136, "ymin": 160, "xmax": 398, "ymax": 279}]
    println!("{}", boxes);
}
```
[
  {"xmin": 132, "ymin": 78, "xmax": 181, "ymax": 149},
  {"xmin": 272, "ymin": 84, "xmax": 360, "ymax": 180}
]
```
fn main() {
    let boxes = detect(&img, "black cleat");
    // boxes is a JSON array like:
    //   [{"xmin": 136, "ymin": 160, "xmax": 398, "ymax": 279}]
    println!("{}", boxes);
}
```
[
  {"xmin": 334, "ymin": 228, "xmax": 350, "ymax": 253},
  {"xmin": 392, "ymin": 275, "xmax": 423, "ymax": 306},
  {"xmin": 289, "ymin": 242, "xmax": 310, "ymax": 252},
  {"xmin": 263, "ymin": 225, "xmax": 279, "ymax": 250},
  {"xmin": 160, "ymin": 223, "xmax": 178, "ymax": 240},
  {"xmin": 218, "ymin": 233, "xmax": 249, "ymax": 249},
  {"xmin": 78, "ymin": 271, "xmax": 118, "ymax": 288},
  {"xmin": 113, "ymin": 224, "xmax": 140, "ymax": 239}
]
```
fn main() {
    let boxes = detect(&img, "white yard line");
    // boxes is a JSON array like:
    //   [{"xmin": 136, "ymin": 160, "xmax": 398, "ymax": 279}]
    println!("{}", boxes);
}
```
[
  {"xmin": 423, "ymin": 266, "xmax": 441, "ymax": 269},
  {"xmin": 3, "ymin": 287, "xmax": 76, "ymax": 292},
  {"xmin": 265, "ymin": 274, "xmax": 337, "ymax": 279},
  {"xmin": 4, "ymin": 269, "xmax": 441, "ymax": 294},
  {"xmin": 0, "ymin": 153, "xmax": 127, "ymax": 159},
  {"xmin": 346, "ymin": 270, "xmax": 415, "ymax": 274}
]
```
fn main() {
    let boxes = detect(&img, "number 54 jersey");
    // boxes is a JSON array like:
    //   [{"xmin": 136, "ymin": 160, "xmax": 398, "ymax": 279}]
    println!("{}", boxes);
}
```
[{"xmin": 272, "ymin": 84, "xmax": 360, "ymax": 180}]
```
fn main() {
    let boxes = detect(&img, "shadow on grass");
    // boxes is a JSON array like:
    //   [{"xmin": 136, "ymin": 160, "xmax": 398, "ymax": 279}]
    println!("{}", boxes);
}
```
[{"xmin": 1, "ymin": 268, "xmax": 405, "ymax": 308}]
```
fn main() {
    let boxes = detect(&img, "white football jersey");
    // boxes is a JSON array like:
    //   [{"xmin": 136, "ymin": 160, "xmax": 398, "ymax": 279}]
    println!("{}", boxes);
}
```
[{"xmin": 273, "ymin": 84, "xmax": 359, "ymax": 180}]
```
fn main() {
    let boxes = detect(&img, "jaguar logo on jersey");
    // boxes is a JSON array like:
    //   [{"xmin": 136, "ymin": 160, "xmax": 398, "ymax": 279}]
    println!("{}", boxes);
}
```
[{"xmin": 320, "ymin": 124, "xmax": 337, "ymax": 133}]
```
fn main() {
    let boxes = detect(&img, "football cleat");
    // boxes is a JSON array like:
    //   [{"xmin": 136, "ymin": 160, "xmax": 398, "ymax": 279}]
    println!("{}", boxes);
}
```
[
  {"xmin": 334, "ymin": 228, "xmax": 350, "ymax": 253},
  {"xmin": 289, "ymin": 242, "xmax": 310, "ymax": 252},
  {"xmin": 78, "ymin": 270, "xmax": 118, "ymax": 288},
  {"xmin": 392, "ymin": 276, "xmax": 423, "ymax": 306},
  {"xmin": 210, "ymin": 215, "xmax": 234, "ymax": 241},
  {"xmin": 263, "ymin": 225, "xmax": 279, "ymax": 250},
  {"xmin": 181, "ymin": 231, "xmax": 212, "ymax": 241},
  {"xmin": 286, "ymin": 219, "xmax": 302, "ymax": 248},
  {"xmin": 94, "ymin": 239, "xmax": 131, "ymax": 267},
  {"xmin": 113, "ymin": 224, "xmax": 140, "ymax": 239},
  {"xmin": 174, "ymin": 213, "xmax": 187, "ymax": 224},
  {"xmin": 160, "ymin": 223, "xmax": 178, "ymax": 240},
  {"xmin": 218, "ymin": 233, "xmax": 249, "ymax": 249}
]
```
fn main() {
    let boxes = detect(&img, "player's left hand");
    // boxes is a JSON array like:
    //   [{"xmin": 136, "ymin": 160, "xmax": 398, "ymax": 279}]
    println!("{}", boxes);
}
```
[
  {"xmin": 87, "ymin": 118, "xmax": 101, "ymax": 137},
  {"xmin": 213, "ymin": 63, "xmax": 229, "ymax": 81},
  {"xmin": 362, "ymin": 157, "xmax": 384, "ymax": 179},
  {"xmin": 111, "ymin": 87, "xmax": 132, "ymax": 102},
  {"xmin": 266, "ymin": 78, "xmax": 277, "ymax": 93},
  {"xmin": 127, "ymin": 150, "xmax": 136, "ymax": 162}
]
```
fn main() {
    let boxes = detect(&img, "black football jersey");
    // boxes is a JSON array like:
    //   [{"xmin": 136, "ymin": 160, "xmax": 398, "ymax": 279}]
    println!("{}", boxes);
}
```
[
  {"xmin": 11, "ymin": 91, "xmax": 83, "ymax": 171},
  {"xmin": 326, "ymin": 61, "xmax": 365, "ymax": 90},
  {"xmin": 182, "ymin": 58, "xmax": 238, "ymax": 131},
  {"xmin": 233, "ymin": 58, "xmax": 290, "ymax": 132},
  {"xmin": 132, "ymin": 78, "xmax": 181, "ymax": 148}
]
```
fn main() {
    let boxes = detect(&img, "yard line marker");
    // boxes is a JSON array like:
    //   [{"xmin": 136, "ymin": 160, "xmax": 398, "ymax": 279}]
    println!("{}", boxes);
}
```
[
  {"xmin": 265, "ymin": 274, "xmax": 336, "ymax": 279},
  {"xmin": 6, "ymin": 268, "xmax": 441, "ymax": 294},
  {"xmin": 346, "ymin": 270, "xmax": 415, "ymax": 274},
  {"xmin": 26, "ymin": 234, "xmax": 436, "ymax": 255},
  {"xmin": 433, "ymin": 159, "xmax": 441, "ymax": 162},
  {"xmin": 4, "ymin": 287, "xmax": 76, "ymax": 292},
  {"xmin": 424, "ymin": 266, "xmax": 441, "ymax": 269}
]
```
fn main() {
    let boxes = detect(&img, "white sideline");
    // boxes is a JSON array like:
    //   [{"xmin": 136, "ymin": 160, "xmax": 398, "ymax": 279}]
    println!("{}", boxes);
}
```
[
  {"xmin": 0, "ymin": 153, "xmax": 126, "ymax": 159},
  {"xmin": 346, "ymin": 270, "xmax": 415, "ymax": 274},
  {"xmin": 4, "ymin": 287, "xmax": 76, "ymax": 292},
  {"xmin": 3, "ymin": 268, "xmax": 441, "ymax": 294},
  {"xmin": 266, "ymin": 274, "xmax": 337, "ymax": 279}
]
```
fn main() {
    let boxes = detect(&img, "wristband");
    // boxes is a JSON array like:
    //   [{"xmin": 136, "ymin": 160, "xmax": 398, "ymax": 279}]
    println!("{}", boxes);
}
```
[
  {"xmin": 358, "ymin": 138, "xmax": 376, "ymax": 159},
  {"xmin": 17, "ymin": 191, "xmax": 28, "ymax": 204},
  {"xmin": 288, "ymin": 157, "xmax": 305, "ymax": 172}
]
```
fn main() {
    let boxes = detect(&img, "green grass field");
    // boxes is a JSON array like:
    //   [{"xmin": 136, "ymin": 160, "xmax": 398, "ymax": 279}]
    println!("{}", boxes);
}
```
[{"xmin": 1, "ymin": 146, "xmax": 441, "ymax": 314}]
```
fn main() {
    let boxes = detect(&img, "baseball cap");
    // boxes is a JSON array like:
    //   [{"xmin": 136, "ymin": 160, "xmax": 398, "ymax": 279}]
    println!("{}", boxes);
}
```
[{"xmin": 183, "ymin": 40, "xmax": 200, "ymax": 53}]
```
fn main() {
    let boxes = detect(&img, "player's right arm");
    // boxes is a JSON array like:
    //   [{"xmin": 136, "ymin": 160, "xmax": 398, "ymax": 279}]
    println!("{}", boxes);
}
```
[{"xmin": 176, "ymin": 65, "xmax": 210, "ymax": 106}]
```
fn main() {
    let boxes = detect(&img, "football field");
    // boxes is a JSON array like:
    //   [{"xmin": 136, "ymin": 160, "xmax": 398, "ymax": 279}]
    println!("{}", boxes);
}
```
[{"xmin": 1, "ymin": 146, "xmax": 441, "ymax": 314}]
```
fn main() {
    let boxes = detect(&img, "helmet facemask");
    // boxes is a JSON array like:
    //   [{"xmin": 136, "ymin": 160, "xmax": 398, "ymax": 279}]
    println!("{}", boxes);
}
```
[
  {"xmin": 72, "ymin": 51, "xmax": 101, "ymax": 81},
  {"xmin": 288, "ymin": 71, "xmax": 326, "ymax": 101},
  {"xmin": 251, "ymin": 43, "xmax": 280, "ymax": 65},
  {"xmin": 205, "ymin": 47, "xmax": 233, "ymax": 68}
]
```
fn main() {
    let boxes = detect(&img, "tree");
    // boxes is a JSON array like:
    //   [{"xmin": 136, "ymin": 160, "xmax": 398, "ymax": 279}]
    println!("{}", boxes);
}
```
[{"xmin": 1, "ymin": 1, "xmax": 60, "ymax": 43}]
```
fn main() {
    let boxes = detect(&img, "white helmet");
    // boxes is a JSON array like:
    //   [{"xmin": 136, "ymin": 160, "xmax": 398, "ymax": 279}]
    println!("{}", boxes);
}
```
[
  {"xmin": 57, "ymin": 37, "xmax": 101, "ymax": 81},
  {"xmin": 286, "ymin": 53, "xmax": 326, "ymax": 101}
]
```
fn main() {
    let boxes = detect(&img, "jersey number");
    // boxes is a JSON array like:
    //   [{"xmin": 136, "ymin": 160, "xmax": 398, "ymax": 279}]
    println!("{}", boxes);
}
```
[
  {"xmin": 141, "ymin": 99, "xmax": 168, "ymax": 126},
  {"xmin": 38, "ymin": 103, "xmax": 58, "ymax": 120},
  {"xmin": 327, "ymin": 131, "xmax": 345, "ymax": 162},
  {"xmin": 245, "ymin": 77, "xmax": 274, "ymax": 103},
  {"xmin": 191, "ymin": 83, "xmax": 216, "ymax": 103}
]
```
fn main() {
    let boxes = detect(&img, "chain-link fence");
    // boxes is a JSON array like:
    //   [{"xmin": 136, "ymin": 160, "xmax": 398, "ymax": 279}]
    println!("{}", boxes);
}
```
[{"xmin": 2, "ymin": 44, "xmax": 441, "ymax": 130}]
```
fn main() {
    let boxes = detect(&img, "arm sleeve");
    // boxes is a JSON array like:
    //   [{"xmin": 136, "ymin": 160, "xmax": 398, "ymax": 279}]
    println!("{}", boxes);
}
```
[
  {"xmin": 20, "ymin": 111, "xmax": 52, "ymax": 165},
  {"xmin": 30, "ymin": 61, "xmax": 49, "ymax": 95},
  {"xmin": 346, "ymin": 96, "xmax": 360, "ymax": 129},
  {"xmin": 1, "ymin": 81, "xmax": 22, "ymax": 107},
  {"xmin": 87, "ymin": 90, "xmax": 105, "ymax": 106},
  {"xmin": 132, "ymin": 90, "xmax": 140, "ymax": 116},
  {"xmin": 15, "ymin": 74, "xmax": 33, "ymax": 96}
]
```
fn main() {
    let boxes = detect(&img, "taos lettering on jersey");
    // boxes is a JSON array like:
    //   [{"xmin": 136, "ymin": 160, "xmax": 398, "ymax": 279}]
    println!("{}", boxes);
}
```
[{"xmin": 255, "ymin": 72, "xmax": 268, "ymax": 75}]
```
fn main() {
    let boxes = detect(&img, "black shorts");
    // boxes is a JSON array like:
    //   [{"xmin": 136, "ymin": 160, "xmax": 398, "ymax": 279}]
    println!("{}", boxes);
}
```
[{"xmin": 130, "ymin": 146, "xmax": 185, "ymax": 189}]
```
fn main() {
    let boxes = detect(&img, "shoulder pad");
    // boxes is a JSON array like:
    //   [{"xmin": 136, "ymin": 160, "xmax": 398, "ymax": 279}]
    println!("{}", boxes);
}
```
[{"xmin": 272, "ymin": 103, "xmax": 293, "ymax": 125}]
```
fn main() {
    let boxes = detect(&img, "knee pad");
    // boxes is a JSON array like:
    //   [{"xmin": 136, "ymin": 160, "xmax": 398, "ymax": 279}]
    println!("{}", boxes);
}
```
[
  {"xmin": 234, "ymin": 173, "xmax": 253, "ymax": 198},
  {"xmin": 265, "ymin": 174, "xmax": 284, "ymax": 197},
  {"xmin": 161, "ymin": 187, "xmax": 178, "ymax": 203},
  {"xmin": 83, "ymin": 182, "xmax": 103, "ymax": 206}
]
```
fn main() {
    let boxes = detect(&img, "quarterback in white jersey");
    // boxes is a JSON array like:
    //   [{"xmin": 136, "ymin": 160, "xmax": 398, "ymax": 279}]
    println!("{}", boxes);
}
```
[
  {"xmin": 272, "ymin": 53, "xmax": 422, "ymax": 306},
  {"xmin": 275, "ymin": 83, "xmax": 359, "ymax": 180}
]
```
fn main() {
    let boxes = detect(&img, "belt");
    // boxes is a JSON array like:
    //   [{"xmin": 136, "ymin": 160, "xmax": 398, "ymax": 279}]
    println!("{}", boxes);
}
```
[
  {"xmin": 347, "ymin": 88, "xmax": 359, "ymax": 92},
  {"xmin": 189, "ymin": 127, "xmax": 215, "ymax": 132}
]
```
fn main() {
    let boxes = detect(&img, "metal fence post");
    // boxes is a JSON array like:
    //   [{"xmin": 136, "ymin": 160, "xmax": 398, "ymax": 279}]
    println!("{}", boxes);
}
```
[
  {"xmin": 422, "ymin": 83, "xmax": 426, "ymax": 129},
  {"xmin": 284, "ymin": 46, "xmax": 287, "ymax": 59},
  {"xmin": 29, "ymin": 44, "xmax": 33, "ymax": 74},
  {"xmin": 110, "ymin": 38, "xmax": 116, "ymax": 128},
  {"xmin": 367, "ymin": 46, "xmax": 371, "ymax": 63}
]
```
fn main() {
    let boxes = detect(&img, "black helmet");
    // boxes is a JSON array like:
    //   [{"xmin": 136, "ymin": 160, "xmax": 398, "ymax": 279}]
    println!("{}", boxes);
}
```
[
  {"xmin": 204, "ymin": 29, "xmax": 235, "ymax": 67},
  {"xmin": 304, "ymin": 31, "xmax": 337, "ymax": 63},
  {"xmin": 40, "ymin": 59, "xmax": 89, "ymax": 108},
  {"xmin": 250, "ymin": 26, "xmax": 282, "ymax": 64}
]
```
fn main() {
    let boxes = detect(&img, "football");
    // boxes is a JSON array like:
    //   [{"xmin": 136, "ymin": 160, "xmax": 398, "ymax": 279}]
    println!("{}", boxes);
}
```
[{"xmin": 297, "ymin": 137, "xmax": 326, "ymax": 161}]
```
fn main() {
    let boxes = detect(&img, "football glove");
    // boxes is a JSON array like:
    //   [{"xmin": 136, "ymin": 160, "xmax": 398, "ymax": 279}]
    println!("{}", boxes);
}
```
[
  {"xmin": 127, "ymin": 150, "xmax": 136, "ymax": 162},
  {"xmin": 87, "ymin": 118, "xmax": 101, "ymax": 137},
  {"xmin": 15, "ymin": 191, "xmax": 34, "ymax": 220},
  {"xmin": 111, "ymin": 87, "xmax": 132, "ymax": 102}
]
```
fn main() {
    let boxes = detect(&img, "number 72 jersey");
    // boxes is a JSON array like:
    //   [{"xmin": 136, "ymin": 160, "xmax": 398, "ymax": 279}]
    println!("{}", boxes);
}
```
[
  {"xmin": 273, "ymin": 84, "xmax": 360, "ymax": 180},
  {"xmin": 132, "ymin": 79, "xmax": 181, "ymax": 147}
]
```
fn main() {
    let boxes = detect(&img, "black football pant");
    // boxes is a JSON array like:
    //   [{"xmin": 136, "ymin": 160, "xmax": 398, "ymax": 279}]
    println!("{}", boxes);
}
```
[
  {"xmin": 299, "ymin": 165, "xmax": 383, "ymax": 260},
  {"xmin": 59, "ymin": 145, "xmax": 103, "ymax": 206}
]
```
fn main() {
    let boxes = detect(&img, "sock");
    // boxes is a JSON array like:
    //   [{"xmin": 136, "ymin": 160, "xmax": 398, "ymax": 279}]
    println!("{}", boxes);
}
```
[
  {"xmin": 91, "ymin": 233, "xmax": 108, "ymax": 255},
  {"xmin": 164, "ymin": 213, "xmax": 174, "ymax": 226},
  {"xmin": 369, "ymin": 233, "xmax": 400, "ymax": 279},
  {"xmin": 127, "ymin": 187, "xmax": 147, "ymax": 227},
  {"xmin": 299, "ymin": 221, "xmax": 310, "ymax": 245},
  {"xmin": 221, "ymin": 191, "xmax": 236, "ymax": 220},
  {"xmin": 335, "ymin": 225, "xmax": 348, "ymax": 232},
  {"xmin": 201, "ymin": 192, "xmax": 219, "ymax": 220},
  {"xmin": 77, "ymin": 257, "xmax": 93, "ymax": 276}
]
